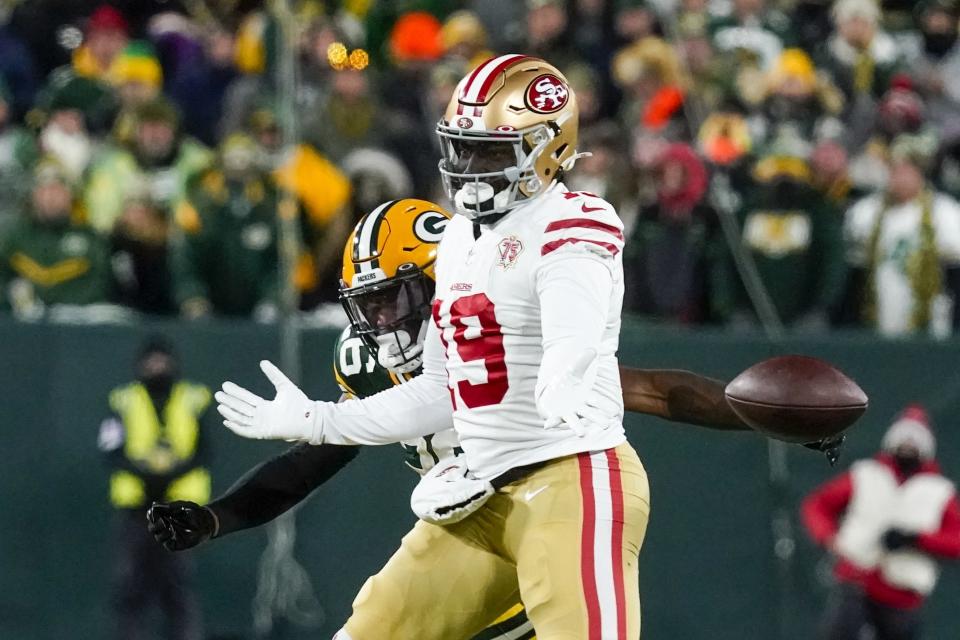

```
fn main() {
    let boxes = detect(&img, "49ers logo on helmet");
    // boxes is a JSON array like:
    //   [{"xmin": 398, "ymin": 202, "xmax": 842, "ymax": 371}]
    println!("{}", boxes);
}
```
[{"xmin": 525, "ymin": 74, "xmax": 569, "ymax": 114}]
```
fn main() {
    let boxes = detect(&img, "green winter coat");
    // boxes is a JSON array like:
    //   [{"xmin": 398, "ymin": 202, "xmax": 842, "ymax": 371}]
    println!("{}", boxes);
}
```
[
  {"xmin": 712, "ymin": 181, "xmax": 847, "ymax": 324},
  {"xmin": 0, "ymin": 214, "xmax": 112, "ymax": 311},
  {"xmin": 170, "ymin": 169, "xmax": 286, "ymax": 316}
]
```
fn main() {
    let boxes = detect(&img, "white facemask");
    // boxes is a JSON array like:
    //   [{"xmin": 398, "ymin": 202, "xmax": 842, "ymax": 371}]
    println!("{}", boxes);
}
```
[{"xmin": 375, "ymin": 326, "xmax": 425, "ymax": 375}]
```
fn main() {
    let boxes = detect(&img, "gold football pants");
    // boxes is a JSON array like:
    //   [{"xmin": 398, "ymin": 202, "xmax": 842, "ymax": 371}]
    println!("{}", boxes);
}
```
[{"xmin": 344, "ymin": 443, "xmax": 650, "ymax": 639}]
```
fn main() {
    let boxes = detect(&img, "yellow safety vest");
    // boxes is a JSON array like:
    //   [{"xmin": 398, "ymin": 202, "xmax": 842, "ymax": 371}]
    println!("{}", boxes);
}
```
[{"xmin": 108, "ymin": 381, "xmax": 212, "ymax": 508}]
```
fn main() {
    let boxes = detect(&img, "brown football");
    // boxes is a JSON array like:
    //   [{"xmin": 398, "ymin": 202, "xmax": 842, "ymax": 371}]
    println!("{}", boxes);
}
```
[{"xmin": 724, "ymin": 355, "xmax": 868, "ymax": 443}]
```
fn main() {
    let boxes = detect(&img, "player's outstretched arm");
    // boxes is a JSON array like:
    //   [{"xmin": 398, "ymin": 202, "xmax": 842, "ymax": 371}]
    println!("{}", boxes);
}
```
[
  {"xmin": 619, "ymin": 365, "xmax": 846, "ymax": 463},
  {"xmin": 147, "ymin": 443, "xmax": 360, "ymax": 551},
  {"xmin": 216, "ymin": 323, "xmax": 452, "ymax": 445},
  {"xmin": 618, "ymin": 366, "xmax": 748, "ymax": 431}
]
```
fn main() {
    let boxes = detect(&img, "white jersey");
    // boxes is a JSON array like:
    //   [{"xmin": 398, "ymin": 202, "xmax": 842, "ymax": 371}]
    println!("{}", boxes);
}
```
[
  {"xmin": 430, "ymin": 185, "xmax": 627, "ymax": 477},
  {"xmin": 315, "ymin": 184, "xmax": 627, "ymax": 480}
]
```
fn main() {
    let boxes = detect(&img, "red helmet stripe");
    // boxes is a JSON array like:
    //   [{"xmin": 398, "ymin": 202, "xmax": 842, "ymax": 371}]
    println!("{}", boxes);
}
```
[{"xmin": 460, "ymin": 54, "xmax": 528, "ymax": 104}]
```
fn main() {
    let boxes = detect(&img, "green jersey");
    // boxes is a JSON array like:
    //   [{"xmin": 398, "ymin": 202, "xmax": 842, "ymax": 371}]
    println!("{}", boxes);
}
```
[{"xmin": 332, "ymin": 325, "xmax": 462, "ymax": 473}]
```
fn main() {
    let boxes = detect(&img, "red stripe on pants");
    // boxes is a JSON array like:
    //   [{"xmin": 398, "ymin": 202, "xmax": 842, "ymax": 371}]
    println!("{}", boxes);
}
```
[
  {"xmin": 579, "ymin": 452, "xmax": 602, "ymax": 640},
  {"xmin": 606, "ymin": 448, "xmax": 627, "ymax": 639}
]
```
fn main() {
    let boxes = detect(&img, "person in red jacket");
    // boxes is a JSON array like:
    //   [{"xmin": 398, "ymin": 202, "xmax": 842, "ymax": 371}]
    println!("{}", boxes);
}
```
[{"xmin": 802, "ymin": 404, "xmax": 960, "ymax": 640}]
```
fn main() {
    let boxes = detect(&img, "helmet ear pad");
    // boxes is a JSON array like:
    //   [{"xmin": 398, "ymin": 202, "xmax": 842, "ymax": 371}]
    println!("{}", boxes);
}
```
[{"xmin": 524, "ymin": 113, "xmax": 579, "ymax": 198}]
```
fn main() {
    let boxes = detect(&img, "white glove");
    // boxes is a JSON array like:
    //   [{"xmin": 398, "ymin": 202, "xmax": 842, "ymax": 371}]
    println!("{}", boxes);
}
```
[
  {"xmin": 215, "ymin": 360, "xmax": 321, "ymax": 442},
  {"xmin": 410, "ymin": 458, "xmax": 494, "ymax": 525},
  {"xmin": 537, "ymin": 349, "xmax": 600, "ymax": 437}
]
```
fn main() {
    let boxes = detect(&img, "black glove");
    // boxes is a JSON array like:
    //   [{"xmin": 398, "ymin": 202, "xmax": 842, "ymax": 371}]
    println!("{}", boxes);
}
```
[
  {"xmin": 146, "ymin": 501, "xmax": 218, "ymax": 551},
  {"xmin": 803, "ymin": 434, "xmax": 846, "ymax": 466},
  {"xmin": 882, "ymin": 529, "xmax": 920, "ymax": 551}
]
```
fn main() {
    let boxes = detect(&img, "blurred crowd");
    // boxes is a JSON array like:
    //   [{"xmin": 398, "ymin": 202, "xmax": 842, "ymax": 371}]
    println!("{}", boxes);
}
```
[{"xmin": 2, "ymin": 0, "xmax": 960, "ymax": 338}]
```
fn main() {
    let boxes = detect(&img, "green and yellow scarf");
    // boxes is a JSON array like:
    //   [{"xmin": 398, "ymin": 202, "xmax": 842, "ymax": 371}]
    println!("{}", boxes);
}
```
[{"xmin": 863, "ymin": 190, "xmax": 942, "ymax": 332}]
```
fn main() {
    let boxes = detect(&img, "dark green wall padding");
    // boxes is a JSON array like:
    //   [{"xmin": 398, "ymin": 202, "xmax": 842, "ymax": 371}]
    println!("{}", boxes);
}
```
[{"xmin": 2, "ymin": 317, "xmax": 959, "ymax": 640}]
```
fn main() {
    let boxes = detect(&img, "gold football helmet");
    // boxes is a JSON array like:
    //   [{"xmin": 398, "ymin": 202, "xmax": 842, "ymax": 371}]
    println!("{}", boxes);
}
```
[
  {"xmin": 436, "ymin": 55, "xmax": 580, "ymax": 221},
  {"xmin": 339, "ymin": 199, "xmax": 451, "ymax": 372}
]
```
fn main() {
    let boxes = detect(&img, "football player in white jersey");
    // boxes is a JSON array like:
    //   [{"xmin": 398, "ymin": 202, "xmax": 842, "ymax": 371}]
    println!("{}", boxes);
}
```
[
  {"xmin": 213, "ymin": 56, "xmax": 834, "ymax": 639},
  {"xmin": 151, "ymin": 196, "xmax": 774, "ymax": 640},
  {"xmin": 217, "ymin": 54, "xmax": 644, "ymax": 639}
]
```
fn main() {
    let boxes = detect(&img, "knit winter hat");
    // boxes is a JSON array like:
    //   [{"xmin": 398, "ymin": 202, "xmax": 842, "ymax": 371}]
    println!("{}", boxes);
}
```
[
  {"xmin": 109, "ymin": 41, "xmax": 163, "ymax": 89},
  {"xmin": 770, "ymin": 49, "xmax": 817, "ymax": 91},
  {"xmin": 882, "ymin": 404, "xmax": 936, "ymax": 459},
  {"xmin": 389, "ymin": 12, "xmax": 443, "ymax": 62},
  {"xmin": 87, "ymin": 4, "xmax": 129, "ymax": 35}
]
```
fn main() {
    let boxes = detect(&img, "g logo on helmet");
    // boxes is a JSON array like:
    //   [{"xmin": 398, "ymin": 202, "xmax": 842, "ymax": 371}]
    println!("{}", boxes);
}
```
[
  {"xmin": 525, "ymin": 74, "xmax": 569, "ymax": 114},
  {"xmin": 414, "ymin": 210, "xmax": 449, "ymax": 242}
]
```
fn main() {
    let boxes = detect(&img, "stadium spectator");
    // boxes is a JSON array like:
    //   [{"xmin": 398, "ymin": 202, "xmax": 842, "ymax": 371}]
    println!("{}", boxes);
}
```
[
  {"xmin": 0, "ymin": 77, "xmax": 38, "ymax": 226},
  {"xmin": 614, "ymin": 0, "xmax": 658, "ymax": 46},
  {"xmin": 246, "ymin": 104, "xmax": 354, "ymax": 301},
  {"xmin": 847, "ymin": 79, "xmax": 934, "ymax": 195},
  {"xmin": 908, "ymin": 0, "xmax": 960, "ymax": 148},
  {"xmin": 84, "ymin": 97, "xmax": 212, "ymax": 234},
  {"xmin": 311, "ymin": 66, "xmax": 385, "ymax": 163},
  {"xmin": 612, "ymin": 37, "xmax": 690, "ymax": 142},
  {"xmin": 162, "ymin": 22, "xmax": 238, "ymax": 147},
  {"xmin": 97, "ymin": 336, "xmax": 211, "ymax": 640},
  {"xmin": 170, "ymin": 133, "xmax": 295, "ymax": 320},
  {"xmin": 73, "ymin": 4, "xmax": 130, "ymax": 83},
  {"xmin": 623, "ymin": 142, "xmax": 718, "ymax": 323},
  {"xmin": 842, "ymin": 136, "xmax": 960, "ymax": 336},
  {"xmin": 440, "ymin": 10, "xmax": 493, "ymax": 70},
  {"xmin": 109, "ymin": 40, "xmax": 163, "ymax": 110},
  {"xmin": 818, "ymin": 0, "xmax": 902, "ymax": 104},
  {"xmin": 0, "ymin": 5, "xmax": 38, "ymax": 119},
  {"xmin": 525, "ymin": 0, "xmax": 577, "ymax": 71},
  {"xmin": 0, "ymin": 159, "xmax": 112, "ymax": 318},
  {"xmin": 810, "ymin": 139, "xmax": 856, "ymax": 211},
  {"xmin": 708, "ymin": 0, "xmax": 791, "ymax": 71},
  {"xmin": 745, "ymin": 48, "xmax": 845, "ymax": 150},
  {"xmin": 144, "ymin": 11, "xmax": 212, "ymax": 99},
  {"xmin": 568, "ymin": 0, "xmax": 617, "ymax": 78},
  {"xmin": 110, "ymin": 190, "xmax": 174, "ymax": 315},
  {"xmin": 802, "ymin": 404, "xmax": 960, "ymax": 640},
  {"xmin": 674, "ymin": 15, "xmax": 729, "ymax": 116},
  {"xmin": 34, "ymin": 71, "xmax": 115, "ymax": 181},
  {"xmin": 712, "ymin": 135, "xmax": 847, "ymax": 330},
  {"xmin": 108, "ymin": 41, "xmax": 165, "ymax": 144}
]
